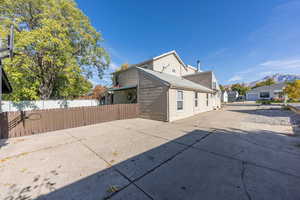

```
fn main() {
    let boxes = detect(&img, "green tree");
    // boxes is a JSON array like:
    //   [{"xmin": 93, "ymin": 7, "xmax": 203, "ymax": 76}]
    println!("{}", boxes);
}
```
[
  {"xmin": 219, "ymin": 84, "xmax": 225, "ymax": 91},
  {"xmin": 231, "ymin": 83, "xmax": 250, "ymax": 96},
  {"xmin": 252, "ymin": 78, "xmax": 276, "ymax": 89},
  {"xmin": 284, "ymin": 80, "xmax": 300, "ymax": 100},
  {"xmin": 0, "ymin": 0, "xmax": 109, "ymax": 101}
]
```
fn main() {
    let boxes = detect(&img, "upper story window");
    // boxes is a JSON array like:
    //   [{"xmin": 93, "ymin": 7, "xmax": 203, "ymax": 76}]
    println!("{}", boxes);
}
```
[
  {"xmin": 177, "ymin": 90, "xmax": 183, "ymax": 110},
  {"xmin": 212, "ymin": 82, "xmax": 217, "ymax": 89},
  {"xmin": 195, "ymin": 92, "xmax": 198, "ymax": 107},
  {"xmin": 172, "ymin": 69, "xmax": 176, "ymax": 73}
]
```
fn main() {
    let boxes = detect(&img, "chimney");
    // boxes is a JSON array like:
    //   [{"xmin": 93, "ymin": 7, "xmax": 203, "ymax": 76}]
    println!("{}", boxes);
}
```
[{"xmin": 196, "ymin": 60, "xmax": 201, "ymax": 71}]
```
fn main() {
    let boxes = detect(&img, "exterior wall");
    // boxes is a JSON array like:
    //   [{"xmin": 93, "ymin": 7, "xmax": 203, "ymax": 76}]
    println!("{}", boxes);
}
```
[
  {"xmin": 183, "ymin": 66, "xmax": 197, "ymax": 76},
  {"xmin": 246, "ymin": 89, "xmax": 284, "ymax": 101},
  {"xmin": 138, "ymin": 71, "xmax": 168, "ymax": 121},
  {"xmin": 168, "ymin": 89, "xmax": 214, "ymax": 122},
  {"xmin": 152, "ymin": 53, "xmax": 195, "ymax": 76},
  {"xmin": 211, "ymin": 92, "xmax": 222, "ymax": 109},
  {"xmin": 222, "ymin": 91, "xmax": 228, "ymax": 103},
  {"xmin": 113, "ymin": 67, "xmax": 138, "ymax": 87}
]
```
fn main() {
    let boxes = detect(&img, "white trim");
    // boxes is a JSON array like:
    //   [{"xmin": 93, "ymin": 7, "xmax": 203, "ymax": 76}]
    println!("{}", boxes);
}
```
[{"xmin": 176, "ymin": 90, "xmax": 184, "ymax": 111}]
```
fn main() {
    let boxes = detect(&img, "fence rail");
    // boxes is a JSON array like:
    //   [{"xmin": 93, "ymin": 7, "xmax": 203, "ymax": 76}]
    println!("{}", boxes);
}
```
[{"xmin": 0, "ymin": 104, "xmax": 139, "ymax": 139}]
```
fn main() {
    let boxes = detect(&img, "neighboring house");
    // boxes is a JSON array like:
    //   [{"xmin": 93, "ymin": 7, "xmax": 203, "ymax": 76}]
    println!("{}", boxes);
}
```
[
  {"xmin": 1, "ymin": 68, "xmax": 12, "ymax": 94},
  {"xmin": 221, "ymin": 90, "xmax": 228, "ymax": 103},
  {"xmin": 227, "ymin": 91, "xmax": 239, "ymax": 102},
  {"xmin": 246, "ymin": 82, "xmax": 286, "ymax": 101},
  {"xmin": 104, "ymin": 50, "xmax": 221, "ymax": 121}
]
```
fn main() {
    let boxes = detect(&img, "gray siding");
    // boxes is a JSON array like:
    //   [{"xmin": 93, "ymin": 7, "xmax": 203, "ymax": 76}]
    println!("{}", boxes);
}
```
[
  {"xmin": 138, "ymin": 71, "xmax": 168, "ymax": 121},
  {"xmin": 114, "ymin": 68, "xmax": 138, "ymax": 87}
]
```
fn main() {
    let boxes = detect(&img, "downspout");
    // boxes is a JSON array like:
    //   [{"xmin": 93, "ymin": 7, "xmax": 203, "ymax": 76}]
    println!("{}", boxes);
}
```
[{"xmin": 166, "ymin": 87, "xmax": 170, "ymax": 122}]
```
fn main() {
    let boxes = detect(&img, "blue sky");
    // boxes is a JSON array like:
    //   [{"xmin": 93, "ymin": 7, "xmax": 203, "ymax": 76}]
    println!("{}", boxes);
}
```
[{"xmin": 76, "ymin": 0, "xmax": 300, "ymax": 86}]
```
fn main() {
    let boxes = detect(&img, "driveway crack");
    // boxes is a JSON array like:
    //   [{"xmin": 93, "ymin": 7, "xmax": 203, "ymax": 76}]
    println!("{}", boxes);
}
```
[{"xmin": 241, "ymin": 161, "xmax": 252, "ymax": 200}]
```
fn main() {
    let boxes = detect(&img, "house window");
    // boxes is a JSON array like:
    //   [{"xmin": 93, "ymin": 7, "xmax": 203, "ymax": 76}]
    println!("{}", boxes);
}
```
[
  {"xmin": 212, "ymin": 82, "xmax": 217, "ymax": 89},
  {"xmin": 172, "ymin": 69, "xmax": 176, "ymax": 73},
  {"xmin": 177, "ymin": 91, "xmax": 183, "ymax": 110},
  {"xmin": 260, "ymin": 92, "xmax": 270, "ymax": 98},
  {"xmin": 195, "ymin": 92, "xmax": 198, "ymax": 107},
  {"xmin": 206, "ymin": 93, "xmax": 209, "ymax": 106}
]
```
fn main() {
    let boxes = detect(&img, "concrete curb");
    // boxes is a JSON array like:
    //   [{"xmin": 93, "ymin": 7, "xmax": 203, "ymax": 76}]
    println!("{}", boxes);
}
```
[{"xmin": 287, "ymin": 105, "xmax": 300, "ymax": 114}]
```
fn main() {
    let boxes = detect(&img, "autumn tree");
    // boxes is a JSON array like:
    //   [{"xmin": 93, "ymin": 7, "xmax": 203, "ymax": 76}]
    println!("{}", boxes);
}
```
[
  {"xmin": 0, "ymin": 0, "xmax": 110, "ymax": 101},
  {"xmin": 284, "ymin": 80, "xmax": 300, "ymax": 100},
  {"xmin": 231, "ymin": 83, "xmax": 250, "ymax": 96},
  {"xmin": 219, "ymin": 84, "xmax": 225, "ymax": 91},
  {"xmin": 252, "ymin": 78, "xmax": 276, "ymax": 89},
  {"xmin": 116, "ymin": 63, "xmax": 129, "ymax": 72},
  {"xmin": 79, "ymin": 85, "xmax": 107, "ymax": 100}
]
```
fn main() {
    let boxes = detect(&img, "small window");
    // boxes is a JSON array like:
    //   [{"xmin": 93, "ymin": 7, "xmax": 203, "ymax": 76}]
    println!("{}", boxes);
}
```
[
  {"xmin": 206, "ymin": 93, "xmax": 209, "ymax": 106},
  {"xmin": 195, "ymin": 92, "xmax": 198, "ymax": 107},
  {"xmin": 177, "ymin": 91, "xmax": 183, "ymax": 110},
  {"xmin": 213, "ymin": 82, "xmax": 217, "ymax": 89},
  {"xmin": 260, "ymin": 92, "xmax": 270, "ymax": 98},
  {"xmin": 172, "ymin": 69, "xmax": 176, "ymax": 73}
]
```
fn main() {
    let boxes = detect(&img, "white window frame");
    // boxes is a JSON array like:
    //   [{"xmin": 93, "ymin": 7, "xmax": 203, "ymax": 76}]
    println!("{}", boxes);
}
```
[
  {"xmin": 177, "ymin": 90, "xmax": 184, "ymax": 111},
  {"xmin": 194, "ymin": 92, "xmax": 198, "ymax": 107}
]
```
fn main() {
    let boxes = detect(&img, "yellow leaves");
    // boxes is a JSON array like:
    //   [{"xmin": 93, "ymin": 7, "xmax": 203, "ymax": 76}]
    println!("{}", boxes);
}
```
[
  {"xmin": 107, "ymin": 185, "xmax": 119, "ymax": 193},
  {"xmin": 284, "ymin": 80, "xmax": 300, "ymax": 100}
]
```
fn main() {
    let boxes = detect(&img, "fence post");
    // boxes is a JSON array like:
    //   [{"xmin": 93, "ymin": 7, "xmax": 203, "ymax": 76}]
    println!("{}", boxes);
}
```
[{"xmin": 118, "ymin": 104, "xmax": 121, "ymax": 120}]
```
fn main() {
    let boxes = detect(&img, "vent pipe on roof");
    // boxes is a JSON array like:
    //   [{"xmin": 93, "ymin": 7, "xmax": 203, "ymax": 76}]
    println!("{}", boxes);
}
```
[{"xmin": 196, "ymin": 60, "xmax": 201, "ymax": 71}]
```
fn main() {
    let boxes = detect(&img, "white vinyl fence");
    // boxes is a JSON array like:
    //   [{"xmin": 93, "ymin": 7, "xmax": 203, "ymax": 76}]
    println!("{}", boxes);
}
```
[{"xmin": 1, "ymin": 100, "xmax": 100, "ymax": 112}]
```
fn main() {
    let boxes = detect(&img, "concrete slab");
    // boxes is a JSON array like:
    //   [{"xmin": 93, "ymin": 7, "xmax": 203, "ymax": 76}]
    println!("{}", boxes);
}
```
[
  {"xmin": 81, "ymin": 129, "xmax": 186, "ymax": 180},
  {"xmin": 106, "ymin": 118, "xmax": 165, "ymax": 131},
  {"xmin": 244, "ymin": 164, "xmax": 300, "ymax": 200},
  {"xmin": 110, "ymin": 184, "xmax": 152, "ymax": 200},
  {"xmin": 64, "ymin": 123, "xmax": 127, "ymax": 140},
  {"xmin": 193, "ymin": 131, "xmax": 300, "ymax": 177},
  {"xmin": 0, "ymin": 142, "xmax": 129, "ymax": 200},
  {"xmin": 0, "ymin": 132, "xmax": 76, "ymax": 160},
  {"xmin": 136, "ymin": 148, "xmax": 247, "ymax": 200},
  {"xmin": 139, "ymin": 126, "xmax": 210, "ymax": 146}
]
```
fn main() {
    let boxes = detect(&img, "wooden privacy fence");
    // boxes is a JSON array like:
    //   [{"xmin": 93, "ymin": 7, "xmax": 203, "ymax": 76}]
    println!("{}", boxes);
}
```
[{"xmin": 0, "ymin": 104, "xmax": 139, "ymax": 139}]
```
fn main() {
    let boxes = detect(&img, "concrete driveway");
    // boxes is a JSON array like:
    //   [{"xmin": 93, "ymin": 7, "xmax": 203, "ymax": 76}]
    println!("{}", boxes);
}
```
[{"xmin": 1, "ymin": 104, "xmax": 300, "ymax": 200}]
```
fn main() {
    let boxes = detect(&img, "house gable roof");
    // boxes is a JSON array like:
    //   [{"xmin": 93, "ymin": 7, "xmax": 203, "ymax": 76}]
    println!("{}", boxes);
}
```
[
  {"xmin": 113, "ymin": 50, "xmax": 189, "ymax": 74},
  {"xmin": 137, "ymin": 67, "xmax": 213, "ymax": 93}
]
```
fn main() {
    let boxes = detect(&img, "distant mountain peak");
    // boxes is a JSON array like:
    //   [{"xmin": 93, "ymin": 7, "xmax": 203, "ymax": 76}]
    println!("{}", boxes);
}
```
[{"xmin": 249, "ymin": 73, "xmax": 300, "ymax": 86}]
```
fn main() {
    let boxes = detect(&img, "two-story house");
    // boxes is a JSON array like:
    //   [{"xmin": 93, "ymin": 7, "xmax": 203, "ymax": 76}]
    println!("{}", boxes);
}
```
[{"xmin": 104, "ymin": 50, "xmax": 221, "ymax": 122}]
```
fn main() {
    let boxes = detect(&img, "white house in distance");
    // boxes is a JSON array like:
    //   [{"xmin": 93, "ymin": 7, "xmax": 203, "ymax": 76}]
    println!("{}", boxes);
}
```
[
  {"xmin": 221, "ymin": 90, "xmax": 228, "ymax": 103},
  {"xmin": 104, "ymin": 50, "xmax": 221, "ymax": 122},
  {"xmin": 246, "ymin": 82, "xmax": 286, "ymax": 101},
  {"xmin": 227, "ymin": 91, "xmax": 239, "ymax": 102}
]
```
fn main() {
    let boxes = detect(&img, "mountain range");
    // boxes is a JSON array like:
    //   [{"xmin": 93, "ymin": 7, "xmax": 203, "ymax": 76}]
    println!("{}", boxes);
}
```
[
  {"xmin": 224, "ymin": 73, "xmax": 300, "ymax": 88},
  {"xmin": 248, "ymin": 73, "xmax": 300, "ymax": 86}
]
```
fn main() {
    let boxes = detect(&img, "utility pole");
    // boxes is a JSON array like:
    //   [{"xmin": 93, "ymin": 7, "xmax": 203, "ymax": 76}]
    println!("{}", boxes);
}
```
[
  {"xmin": 0, "ymin": 22, "xmax": 14, "ymax": 113},
  {"xmin": 0, "ymin": 36, "xmax": 3, "ymax": 113}
]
